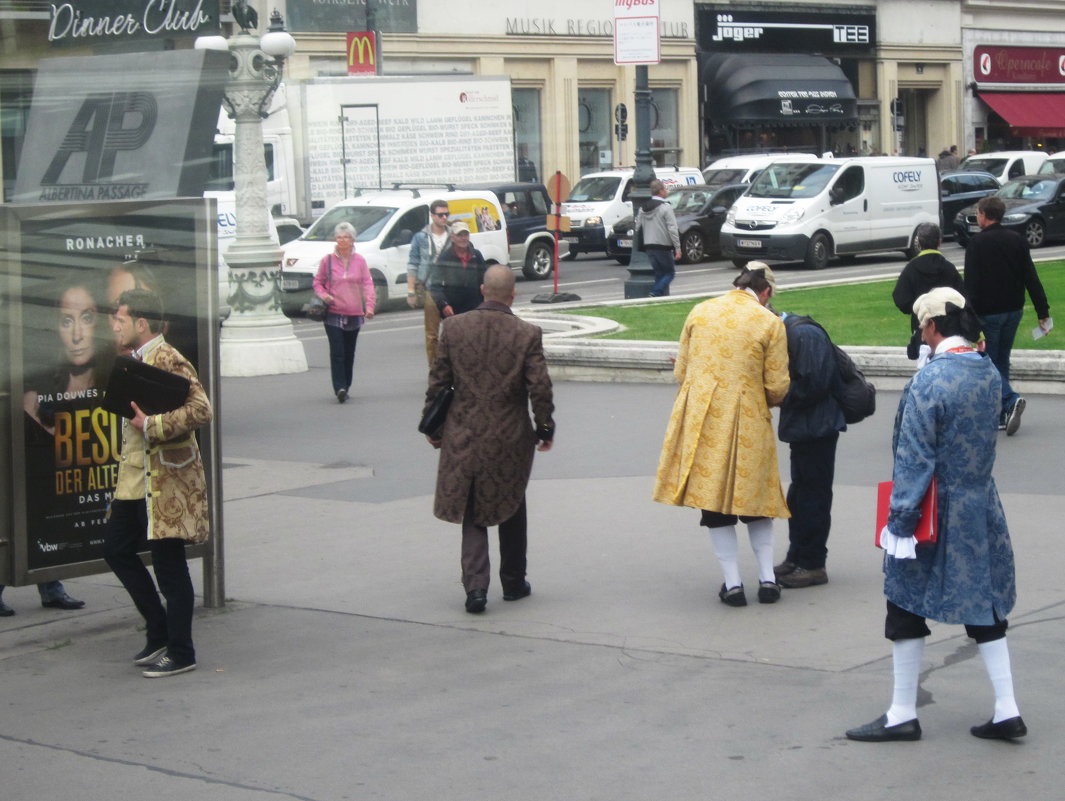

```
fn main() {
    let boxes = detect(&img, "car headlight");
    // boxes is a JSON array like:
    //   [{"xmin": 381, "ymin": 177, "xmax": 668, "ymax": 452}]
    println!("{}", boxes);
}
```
[
  {"xmin": 284, "ymin": 257, "xmax": 299, "ymax": 268},
  {"xmin": 1002, "ymin": 212, "xmax": 1030, "ymax": 224},
  {"xmin": 584, "ymin": 216, "xmax": 602, "ymax": 227},
  {"xmin": 779, "ymin": 206, "xmax": 804, "ymax": 225},
  {"xmin": 726, "ymin": 207, "xmax": 737, "ymax": 225},
  {"xmin": 954, "ymin": 210, "xmax": 966, "ymax": 223}
]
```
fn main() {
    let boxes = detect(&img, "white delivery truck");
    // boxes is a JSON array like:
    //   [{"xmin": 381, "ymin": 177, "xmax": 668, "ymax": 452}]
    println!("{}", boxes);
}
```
[
  {"xmin": 561, "ymin": 165, "xmax": 703, "ymax": 258},
  {"xmin": 207, "ymin": 75, "xmax": 516, "ymax": 308},
  {"xmin": 209, "ymin": 75, "xmax": 516, "ymax": 225},
  {"xmin": 720, "ymin": 157, "xmax": 940, "ymax": 269}
]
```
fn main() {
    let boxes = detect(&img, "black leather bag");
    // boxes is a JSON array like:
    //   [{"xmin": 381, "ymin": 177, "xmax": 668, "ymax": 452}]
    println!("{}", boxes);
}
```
[
  {"xmin": 306, "ymin": 296, "xmax": 328, "ymax": 321},
  {"xmin": 418, "ymin": 386, "xmax": 454, "ymax": 439}
]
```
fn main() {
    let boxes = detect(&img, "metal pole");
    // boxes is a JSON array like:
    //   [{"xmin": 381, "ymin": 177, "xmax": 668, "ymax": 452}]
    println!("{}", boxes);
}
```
[{"xmin": 624, "ymin": 64, "xmax": 657, "ymax": 298}]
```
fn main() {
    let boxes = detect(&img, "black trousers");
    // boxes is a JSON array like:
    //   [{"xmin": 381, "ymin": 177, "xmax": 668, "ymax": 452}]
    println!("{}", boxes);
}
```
[
  {"xmin": 105, "ymin": 499, "xmax": 196, "ymax": 663},
  {"xmin": 460, "ymin": 496, "xmax": 528, "ymax": 593},
  {"xmin": 886, "ymin": 601, "xmax": 1008, "ymax": 644},
  {"xmin": 785, "ymin": 433, "xmax": 839, "ymax": 570}
]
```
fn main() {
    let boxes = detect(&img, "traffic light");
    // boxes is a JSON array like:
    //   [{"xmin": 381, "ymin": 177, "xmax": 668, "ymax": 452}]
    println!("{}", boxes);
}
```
[{"xmin": 615, "ymin": 122, "xmax": 629, "ymax": 141}]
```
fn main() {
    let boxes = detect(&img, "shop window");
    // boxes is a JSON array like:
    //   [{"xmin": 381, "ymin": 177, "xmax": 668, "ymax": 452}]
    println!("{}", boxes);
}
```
[
  {"xmin": 578, "ymin": 89, "xmax": 612, "ymax": 175},
  {"xmin": 650, "ymin": 88, "xmax": 680, "ymax": 167},
  {"xmin": 513, "ymin": 89, "xmax": 542, "ymax": 183}
]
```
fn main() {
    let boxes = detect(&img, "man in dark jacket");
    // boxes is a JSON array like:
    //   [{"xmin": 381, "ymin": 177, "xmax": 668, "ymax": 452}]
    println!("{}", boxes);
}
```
[
  {"xmin": 634, "ymin": 179, "xmax": 681, "ymax": 297},
  {"xmin": 774, "ymin": 313, "xmax": 847, "ymax": 588},
  {"xmin": 892, "ymin": 223, "xmax": 964, "ymax": 362},
  {"xmin": 964, "ymin": 196, "xmax": 1052, "ymax": 435},
  {"xmin": 429, "ymin": 221, "xmax": 488, "ymax": 318}
]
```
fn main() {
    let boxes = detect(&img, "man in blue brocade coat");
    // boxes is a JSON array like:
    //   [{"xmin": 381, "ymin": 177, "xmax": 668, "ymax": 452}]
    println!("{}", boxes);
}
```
[{"xmin": 847, "ymin": 288, "xmax": 1026, "ymax": 743}]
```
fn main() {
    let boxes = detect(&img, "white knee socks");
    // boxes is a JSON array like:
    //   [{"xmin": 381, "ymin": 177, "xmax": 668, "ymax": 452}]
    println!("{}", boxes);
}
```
[
  {"xmin": 886, "ymin": 637, "xmax": 924, "ymax": 726},
  {"xmin": 979, "ymin": 637, "xmax": 1021, "ymax": 722},
  {"xmin": 746, "ymin": 518, "xmax": 776, "ymax": 583},
  {"xmin": 709, "ymin": 526, "xmax": 741, "ymax": 589},
  {"xmin": 710, "ymin": 520, "xmax": 776, "ymax": 587}
]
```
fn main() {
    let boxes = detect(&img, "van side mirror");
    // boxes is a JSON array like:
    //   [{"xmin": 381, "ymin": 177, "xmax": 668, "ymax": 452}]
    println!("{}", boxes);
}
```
[{"xmin": 711, "ymin": 205, "xmax": 727, "ymax": 216}]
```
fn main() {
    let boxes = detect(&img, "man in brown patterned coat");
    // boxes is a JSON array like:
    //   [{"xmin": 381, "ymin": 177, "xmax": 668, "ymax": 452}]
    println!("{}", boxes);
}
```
[
  {"xmin": 105, "ymin": 289, "xmax": 212, "ymax": 678},
  {"xmin": 424, "ymin": 265, "xmax": 555, "ymax": 614}
]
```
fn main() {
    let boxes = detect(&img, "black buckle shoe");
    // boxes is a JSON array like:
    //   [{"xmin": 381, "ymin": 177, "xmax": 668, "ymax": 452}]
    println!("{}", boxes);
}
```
[
  {"xmin": 845, "ymin": 714, "xmax": 922, "ymax": 742},
  {"xmin": 971, "ymin": 716, "xmax": 1027, "ymax": 740}
]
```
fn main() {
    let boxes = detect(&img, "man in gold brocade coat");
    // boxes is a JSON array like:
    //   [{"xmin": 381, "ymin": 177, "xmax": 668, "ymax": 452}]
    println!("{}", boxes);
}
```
[{"xmin": 653, "ymin": 264, "xmax": 791, "ymax": 607}]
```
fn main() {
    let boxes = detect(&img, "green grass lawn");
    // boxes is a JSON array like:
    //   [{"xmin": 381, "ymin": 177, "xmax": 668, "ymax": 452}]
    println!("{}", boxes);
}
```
[{"xmin": 563, "ymin": 260, "xmax": 1064, "ymax": 349}]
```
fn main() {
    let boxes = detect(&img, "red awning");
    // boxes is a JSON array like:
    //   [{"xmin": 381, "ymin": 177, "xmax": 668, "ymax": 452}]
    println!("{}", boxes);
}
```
[{"xmin": 980, "ymin": 92, "xmax": 1065, "ymax": 136}]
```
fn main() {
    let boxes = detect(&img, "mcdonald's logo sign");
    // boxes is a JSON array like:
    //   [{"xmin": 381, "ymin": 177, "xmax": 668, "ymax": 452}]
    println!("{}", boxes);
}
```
[{"xmin": 347, "ymin": 31, "xmax": 380, "ymax": 75}]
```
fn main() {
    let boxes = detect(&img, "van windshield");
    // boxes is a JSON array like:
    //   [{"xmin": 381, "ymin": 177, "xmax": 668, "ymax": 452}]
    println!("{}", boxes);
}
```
[
  {"xmin": 962, "ymin": 158, "xmax": 1007, "ymax": 176},
  {"xmin": 302, "ymin": 206, "xmax": 395, "ymax": 242},
  {"xmin": 703, "ymin": 168, "xmax": 746, "ymax": 187},
  {"xmin": 748, "ymin": 163, "xmax": 840, "ymax": 199},
  {"xmin": 568, "ymin": 177, "xmax": 622, "ymax": 202}
]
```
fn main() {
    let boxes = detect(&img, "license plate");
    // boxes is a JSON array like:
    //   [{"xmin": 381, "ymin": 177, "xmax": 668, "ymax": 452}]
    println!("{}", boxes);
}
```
[
  {"xmin": 968, "ymin": 225, "xmax": 980, "ymax": 233},
  {"xmin": 280, "ymin": 278, "xmax": 300, "ymax": 290},
  {"xmin": 737, "ymin": 238, "xmax": 763, "ymax": 249},
  {"xmin": 616, "ymin": 238, "xmax": 630, "ymax": 248},
  {"xmin": 562, "ymin": 235, "xmax": 579, "ymax": 243}
]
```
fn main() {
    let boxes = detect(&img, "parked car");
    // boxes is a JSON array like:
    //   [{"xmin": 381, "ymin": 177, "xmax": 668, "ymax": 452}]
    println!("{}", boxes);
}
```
[
  {"xmin": 938, "ymin": 170, "xmax": 999, "ymax": 234},
  {"xmin": 605, "ymin": 183, "xmax": 748, "ymax": 265},
  {"xmin": 953, "ymin": 174, "xmax": 1065, "ymax": 248},
  {"xmin": 457, "ymin": 181, "xmax": 568, "ymax": 279},
  {"xmin": 959, "ymin": 150, "xmax": 1048, "ymax": 184},
  {"xmin": 1037, "ymin": 153, "xmax": 1065, "ymax": 175}
]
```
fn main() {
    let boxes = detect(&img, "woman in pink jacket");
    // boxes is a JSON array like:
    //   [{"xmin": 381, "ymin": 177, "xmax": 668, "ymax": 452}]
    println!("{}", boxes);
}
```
[{"xmin": 313, "ymin": 222, "xmax": 376, "ymax": 403}]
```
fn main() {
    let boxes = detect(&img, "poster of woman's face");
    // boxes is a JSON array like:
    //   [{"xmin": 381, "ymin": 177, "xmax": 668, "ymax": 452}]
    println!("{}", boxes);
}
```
[{"xmin": 5, "ymin": 200, "xmax": 213, "ymax": 573}]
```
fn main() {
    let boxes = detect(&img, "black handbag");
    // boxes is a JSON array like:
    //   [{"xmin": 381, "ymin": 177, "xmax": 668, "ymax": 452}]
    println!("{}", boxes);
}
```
[
  {"xmin": 306, "ymin": 296, "xmax": 328, "ymax": 321},
  {"xmin": 419, "ymin": 386, "xmax": 454, "ymax": 438}
]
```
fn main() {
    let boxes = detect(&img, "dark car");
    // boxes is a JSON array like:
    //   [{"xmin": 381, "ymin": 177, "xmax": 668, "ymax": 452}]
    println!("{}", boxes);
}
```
[
  {"xmin": 606, "ymin": 183, "xmax": 748, "ymax": 265},
  {"xmin": 939, "ymin": 170, "xmax": 999, "ymax": 235},
  {"xmin": 953, "ymin": 174, "xmax": 1065, "ymax": 248},
  {"xmin": 458, "ymin": 181, "xmax": 562, "ymax": 279}
]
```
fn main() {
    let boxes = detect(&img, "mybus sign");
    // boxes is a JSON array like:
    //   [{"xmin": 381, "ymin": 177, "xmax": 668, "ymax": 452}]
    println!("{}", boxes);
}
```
[{"xmin": 347, "ymin": 31, "xmax": 380, "ymax": 75}]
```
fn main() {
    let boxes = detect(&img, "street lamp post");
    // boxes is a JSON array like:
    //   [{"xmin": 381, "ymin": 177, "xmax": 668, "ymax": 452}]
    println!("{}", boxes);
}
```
[
  {"xmin": 197, "ymin": 10, "xmax": 307, "ymax": 377},
  {"xmin": 624, "ymin": 64, "xmax": 657, "ymax": 298}
]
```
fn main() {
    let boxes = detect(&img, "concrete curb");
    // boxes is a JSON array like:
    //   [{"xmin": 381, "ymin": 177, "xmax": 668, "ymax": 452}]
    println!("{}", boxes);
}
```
[{"xmin": 517, "ymin": 298, "xmax": 1065, "ymax": 393}]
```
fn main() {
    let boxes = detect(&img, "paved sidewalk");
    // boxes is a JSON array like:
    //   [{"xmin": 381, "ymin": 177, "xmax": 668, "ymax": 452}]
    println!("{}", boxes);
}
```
[{"xmin": 3, "ymin": 324, "xmax": 1062, "ymax": 800}]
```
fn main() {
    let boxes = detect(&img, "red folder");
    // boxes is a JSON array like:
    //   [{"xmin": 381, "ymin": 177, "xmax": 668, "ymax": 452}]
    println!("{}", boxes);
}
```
[{"xmin": 875, "ymin": 478, "xmax": 937, "ymax": 548}]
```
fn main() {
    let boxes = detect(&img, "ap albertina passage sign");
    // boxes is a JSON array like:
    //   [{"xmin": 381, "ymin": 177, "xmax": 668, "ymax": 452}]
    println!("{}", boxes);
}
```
[{"xmin": 614, "ymin": 0, "xmax": 660, "ymax": 65}]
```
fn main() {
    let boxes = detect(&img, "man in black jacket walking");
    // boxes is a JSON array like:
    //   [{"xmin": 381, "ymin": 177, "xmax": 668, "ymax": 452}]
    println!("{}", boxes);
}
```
[
  {"xmin": 964, "ymin": 196, "xmax": 1052, "ymax": 435},
  {"xmin": 773, "ymin": 313, "xmax": 847, "ymax": 588},
  {"xmin": 892, "ymin": 223, "xmax": 963, "ymax": 361}
]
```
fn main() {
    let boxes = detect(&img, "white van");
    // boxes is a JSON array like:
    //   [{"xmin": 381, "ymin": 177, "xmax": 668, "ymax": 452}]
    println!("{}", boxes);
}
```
[
  {"xmin": 561, "ymin": 165, "xmax": 703, "ymax": 258},
  {"xmin": 1037, "ymin": 153, "xmax": 1065, "ymax": 176},
  {"xmin": 960, "ymin": 151, "xmax": 1048, "ymax": 184},
  {"xmin": 702, "ymin": 153, "xmax": 820, "ymax": 187},
  {"xmin": 279, "ymin": 188, "xmax": 509, "ymax": 311},
  {"xmin": 720, "ymin": 157, "xmax": 939, "ymax": 269}
]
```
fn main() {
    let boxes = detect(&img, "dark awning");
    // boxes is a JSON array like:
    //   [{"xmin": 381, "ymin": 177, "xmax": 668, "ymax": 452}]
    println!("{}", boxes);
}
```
[
  {"xmin": 980, "ymin": 92, "xmax": 1065, "ymax": 137},
  {"xmin": 703, "ymin": 53, "xmax": 858, "ymax": 126}
]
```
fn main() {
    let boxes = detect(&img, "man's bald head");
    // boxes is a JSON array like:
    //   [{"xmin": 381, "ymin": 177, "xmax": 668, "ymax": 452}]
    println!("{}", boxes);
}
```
[{"xmin": 481, "ymin": 264, "xmax": 516, "ymax": 304}]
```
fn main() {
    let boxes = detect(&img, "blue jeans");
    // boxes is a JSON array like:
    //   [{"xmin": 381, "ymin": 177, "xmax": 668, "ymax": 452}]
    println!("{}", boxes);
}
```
[
  {"xmin": 0, "ymin": 581, "xmax": 66, "ymax": 601},
  {"xmin": 980, "ymin": 309, "xmax": 1023, "ymax": 410},
  {"xmin": 647, "ymin": 249, "xmax": 675, "ymax": 297},
  {"xmin": 324, "ymin": 322, "xmax": 361, "ymax": 393}
]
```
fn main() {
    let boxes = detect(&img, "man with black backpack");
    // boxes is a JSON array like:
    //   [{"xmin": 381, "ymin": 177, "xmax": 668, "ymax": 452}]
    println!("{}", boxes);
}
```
[{"xmin": 774, "ymin": 312, "xmax": 863, "ymax": 588}]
